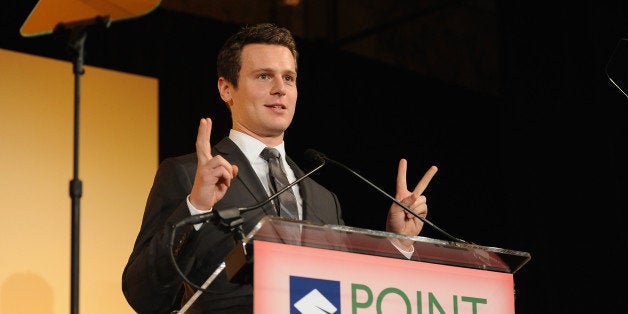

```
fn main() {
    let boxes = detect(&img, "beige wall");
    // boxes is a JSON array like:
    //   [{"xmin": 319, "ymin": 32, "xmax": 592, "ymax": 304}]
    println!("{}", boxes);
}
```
[{"xmin": 0, "ymin": 48, "xmax": 158, "ymax": 313}]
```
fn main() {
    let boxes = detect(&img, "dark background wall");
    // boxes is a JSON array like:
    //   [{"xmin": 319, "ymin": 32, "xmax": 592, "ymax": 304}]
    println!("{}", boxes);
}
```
[{"xmin": 2, "ymin": 1, "xmax": 627, "ymax": 312}]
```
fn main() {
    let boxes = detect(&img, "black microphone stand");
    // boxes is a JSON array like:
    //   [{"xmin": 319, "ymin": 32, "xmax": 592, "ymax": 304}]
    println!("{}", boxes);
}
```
[{"xmin": 53, "ymin": 16, "xmax": 111, "ymax": 314}]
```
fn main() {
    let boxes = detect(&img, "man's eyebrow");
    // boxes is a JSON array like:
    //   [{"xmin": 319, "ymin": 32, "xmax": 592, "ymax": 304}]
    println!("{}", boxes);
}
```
[{"xmin": 253, "ymin": 68, "xmax": 297, "ymax": 76}]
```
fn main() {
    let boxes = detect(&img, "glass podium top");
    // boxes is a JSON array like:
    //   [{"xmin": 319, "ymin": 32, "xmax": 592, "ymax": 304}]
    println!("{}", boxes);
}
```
[{"xmin": 244, "ymin": 216, "xmax": 531, "ymax": 274}]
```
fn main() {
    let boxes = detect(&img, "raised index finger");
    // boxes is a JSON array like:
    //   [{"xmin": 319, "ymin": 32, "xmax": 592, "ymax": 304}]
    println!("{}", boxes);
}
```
[
  {"xmin": 413, "ymin": 165, "xmax": 438, "ymax": 195},
  {"xmin": 196, "ymin": 118, "xmax": 213, "ymax": 162},
  {"xmin": 396, "ymin": 159, "xmax": 409, "ymax": 193}
]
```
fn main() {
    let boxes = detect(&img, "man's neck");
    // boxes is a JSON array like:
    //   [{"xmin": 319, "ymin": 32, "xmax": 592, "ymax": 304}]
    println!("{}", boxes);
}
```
[{"xmin": 231, "ymin": 127, "xmax": 284, "ymax": 147}]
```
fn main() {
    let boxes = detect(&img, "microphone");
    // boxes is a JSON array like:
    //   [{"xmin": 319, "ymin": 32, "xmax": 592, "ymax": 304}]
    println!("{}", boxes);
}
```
[
  {"xmin": 305, "ymin": 149, "xmax": 467, "ymax": 243},
  {"xmin": 172, "ymin": 153, "xmax": 327, "ymax": 229}
]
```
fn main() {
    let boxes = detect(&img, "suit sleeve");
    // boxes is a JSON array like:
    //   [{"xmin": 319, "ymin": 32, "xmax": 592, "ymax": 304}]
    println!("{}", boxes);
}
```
[{"xmin": 122, "ymin": 157, "xmax": 198, "ymax": 313}]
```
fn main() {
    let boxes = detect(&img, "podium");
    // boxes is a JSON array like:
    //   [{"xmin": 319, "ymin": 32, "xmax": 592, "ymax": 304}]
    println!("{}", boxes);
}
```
[{"xmin": 180, "ymin": 216, "xmax": 530, "ymax": 313}]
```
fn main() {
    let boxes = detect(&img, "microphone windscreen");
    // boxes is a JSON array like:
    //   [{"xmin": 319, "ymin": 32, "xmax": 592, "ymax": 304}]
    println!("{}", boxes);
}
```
[{"xmin": 304, "ymin": 149, "xmax": 326, "ymax": 163}]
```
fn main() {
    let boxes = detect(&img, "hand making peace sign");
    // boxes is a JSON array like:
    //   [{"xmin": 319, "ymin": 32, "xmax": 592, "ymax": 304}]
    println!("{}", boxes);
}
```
[{"xmin": 386, "ymin": 159, "xmax": 438, "ymax": 240}]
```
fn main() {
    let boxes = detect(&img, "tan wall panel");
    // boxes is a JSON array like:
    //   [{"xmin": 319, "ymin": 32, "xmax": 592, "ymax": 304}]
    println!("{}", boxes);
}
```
[{"xmin": 0, "ymin": 48, "xmax": 158, "ymax": 313}]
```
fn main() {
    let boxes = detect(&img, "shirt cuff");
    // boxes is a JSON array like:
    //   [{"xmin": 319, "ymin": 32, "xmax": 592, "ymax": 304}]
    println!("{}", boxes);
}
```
[
  {"xmin": 389, "ymin": 238, "xmax": 415, "ymax": 259},
  {"xmin": 187, "ymin": 195, "xmax": 212, "ymax": 231}
]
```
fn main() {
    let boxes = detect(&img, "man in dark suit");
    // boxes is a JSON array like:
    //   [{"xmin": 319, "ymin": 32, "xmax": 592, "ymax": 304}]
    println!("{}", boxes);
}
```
[{"xmin": 122, "ymin": 23, "xmax": 437, "ymax": 314}]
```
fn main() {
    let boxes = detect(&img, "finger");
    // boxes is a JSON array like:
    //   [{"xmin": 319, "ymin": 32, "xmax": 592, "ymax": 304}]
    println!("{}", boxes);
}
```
[
  {"xmin": 402, "ymin": 194, "xmax": 425, "ymax": 211},
  {"xmin": 398, "ymin": 193, "xmax": 417, "ymax": 210},
  {"xmin": 210, "ymin": 163, "xmax": 235, "ymax": 186},
  {"xmin": 413, "ymin": 165, "xmax": 438, "ymax": 195},
  {"xmin": 195, "ymin": 118, "xmax": 213, "ymax": 162},
  {"xmin": 411, "ymin": 195, "xmax": 428, "ymax": 216},
  {"xmin": 211, "ymin": 155, "xmax": 238, "ymax": 179},
  {"xmin": 395, "ymin": 159, "xmax": 408, "ymax": 193}
]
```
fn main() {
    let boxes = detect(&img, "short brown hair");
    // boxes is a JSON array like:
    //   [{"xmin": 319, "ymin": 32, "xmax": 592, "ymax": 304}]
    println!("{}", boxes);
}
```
[{"xmin": 217, "ymin": 23, "xmax": 298, "ymax": 87}]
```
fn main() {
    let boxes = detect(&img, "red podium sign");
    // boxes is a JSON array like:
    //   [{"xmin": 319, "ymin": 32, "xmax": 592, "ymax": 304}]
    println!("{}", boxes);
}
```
[
  {"xmin": 255, "ymin": 241, "xmax": 515, "ymax": 313},
  {"xmin": 251, "ymin": 217, "xmax": 529, "ymax": 314}
]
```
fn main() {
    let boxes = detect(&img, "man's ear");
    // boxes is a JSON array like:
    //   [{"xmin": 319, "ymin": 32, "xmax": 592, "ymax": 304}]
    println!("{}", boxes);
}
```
[{"xmin": 217, "ymin": 77, "xmax": 233, "ymax": 104}]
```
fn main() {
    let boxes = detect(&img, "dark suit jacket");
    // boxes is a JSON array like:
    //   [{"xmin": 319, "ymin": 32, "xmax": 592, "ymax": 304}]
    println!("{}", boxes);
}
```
[{"xmin": 122, "ymin": 137, "xmax": 344, "ymax": 314}]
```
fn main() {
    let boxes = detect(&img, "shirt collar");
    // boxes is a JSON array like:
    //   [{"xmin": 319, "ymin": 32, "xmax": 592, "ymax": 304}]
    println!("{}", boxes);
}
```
[{"xmin": 229, "ymin": 129, "xmax": 287, "ymax": 163}]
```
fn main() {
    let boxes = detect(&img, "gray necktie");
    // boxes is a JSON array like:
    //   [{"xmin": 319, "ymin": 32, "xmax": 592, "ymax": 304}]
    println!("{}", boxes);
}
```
[{"xmin": 260, "ymin": 147, "xmax": 299, "ymax": 220}]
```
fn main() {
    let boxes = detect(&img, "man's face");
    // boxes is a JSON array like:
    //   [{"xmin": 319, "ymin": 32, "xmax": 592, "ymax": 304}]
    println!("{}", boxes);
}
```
[{"xmin": 221, "ymin": 43, "xmax": 298, "ymax": 141}]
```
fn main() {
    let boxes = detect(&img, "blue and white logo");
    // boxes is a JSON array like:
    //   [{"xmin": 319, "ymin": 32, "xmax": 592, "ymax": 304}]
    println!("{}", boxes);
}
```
[{"xmin": 290, "ymin": 276, "xmax": 340, "ymax": 314}]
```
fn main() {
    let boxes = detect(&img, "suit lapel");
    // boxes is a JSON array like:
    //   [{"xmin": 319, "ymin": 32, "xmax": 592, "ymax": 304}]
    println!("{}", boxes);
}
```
[
  {"xmin": 213, "ymin": 138, "xmax": 275, "ymax": 215},
  {"xmin": 286, "ymin": 156, "xmax": 314, "ymax": 221}
]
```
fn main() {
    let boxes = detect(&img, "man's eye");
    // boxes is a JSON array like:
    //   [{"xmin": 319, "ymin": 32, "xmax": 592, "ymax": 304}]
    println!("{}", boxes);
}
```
[
  {"xmin": 284, "ymin": 75, "xmax": 295, "ymax": 82},
  {"xmin": 259, "ymin": 74, "xmax": 268, "ymax": 80}
]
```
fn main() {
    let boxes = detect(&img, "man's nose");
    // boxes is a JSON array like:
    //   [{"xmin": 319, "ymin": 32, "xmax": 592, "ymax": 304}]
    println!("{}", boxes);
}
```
[{"xmin": 271, "ymin": 78, "xmax": 286, "ymax": 96}]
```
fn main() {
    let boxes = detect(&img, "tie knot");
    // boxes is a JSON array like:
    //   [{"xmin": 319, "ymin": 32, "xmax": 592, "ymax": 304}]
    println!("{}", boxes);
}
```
[{"xmin": 260, "ymin": 147, "xmax": 281, "ymax": 161}]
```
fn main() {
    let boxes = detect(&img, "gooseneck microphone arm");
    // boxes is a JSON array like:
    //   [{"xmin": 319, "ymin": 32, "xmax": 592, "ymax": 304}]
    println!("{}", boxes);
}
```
[
  {"xmin": 305, "ymin": 149, "xmax": 468, "ymax": 244},
  {"xmin": 167, "ymin": 158, "xmax": 326, "ymax": 292}
]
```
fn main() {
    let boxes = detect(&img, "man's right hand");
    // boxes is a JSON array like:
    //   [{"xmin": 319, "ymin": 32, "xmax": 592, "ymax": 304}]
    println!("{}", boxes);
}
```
[{"xmin": 189, "ymin": 118, "xmax": 239, "ymax": 211}]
